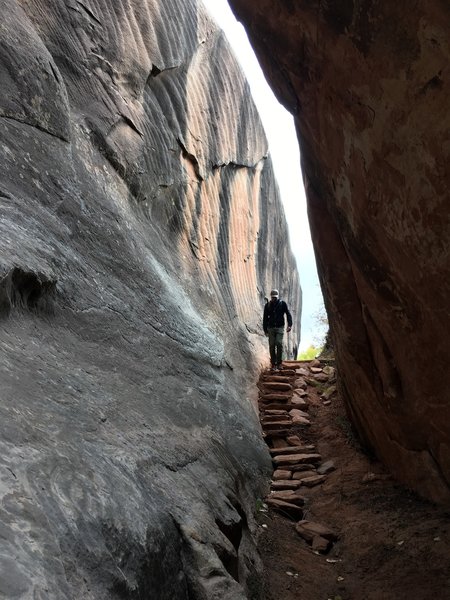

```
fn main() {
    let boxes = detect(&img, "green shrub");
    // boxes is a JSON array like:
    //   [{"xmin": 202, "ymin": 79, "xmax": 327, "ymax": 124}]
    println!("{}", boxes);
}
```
[{"xmin": 298, "ymin": 345, "xmax": 322, "ymax": 360}]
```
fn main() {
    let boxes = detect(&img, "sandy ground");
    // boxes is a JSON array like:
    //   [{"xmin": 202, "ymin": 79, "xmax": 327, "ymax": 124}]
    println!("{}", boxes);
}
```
[{"xmin": 257, "ymin": 362, "xmax": 450, "ymax": 600}]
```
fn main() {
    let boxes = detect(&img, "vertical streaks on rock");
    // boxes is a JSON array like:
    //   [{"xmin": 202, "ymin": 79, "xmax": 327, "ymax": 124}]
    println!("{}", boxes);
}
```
[{"xmin": 0, "ymin": 0, "xmax": 301, "ymax": 598}]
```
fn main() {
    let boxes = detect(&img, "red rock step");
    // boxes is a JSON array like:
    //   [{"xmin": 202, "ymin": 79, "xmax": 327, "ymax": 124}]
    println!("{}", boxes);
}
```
[
  {"xmin": 272, "ymin": 453, "xmax": 322, "ymax": 466},
  {"xmin": 261, "ymin": 381, "xmax": 293, "ymax": 392},
  {"xmin": 265, "ymin": 498, "xmax": 304, "ymax": 519},
  {"xmin": 269, "ymin": 445, "xmax": 316, "ymax": 456}
]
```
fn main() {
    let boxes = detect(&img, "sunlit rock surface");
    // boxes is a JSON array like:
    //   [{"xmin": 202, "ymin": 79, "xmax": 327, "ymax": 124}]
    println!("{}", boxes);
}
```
[
  {"xmin": 229, "ymin": 0, "xmax": 450, "ymax": 502},
  {"xmin": 0, "ymin": 1, "xmax": 301, "ymax": 597}
]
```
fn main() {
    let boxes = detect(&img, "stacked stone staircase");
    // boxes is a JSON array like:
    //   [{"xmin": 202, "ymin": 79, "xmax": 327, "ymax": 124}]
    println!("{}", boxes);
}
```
[{"xmin": 258, "ymin": 359, "xmax": 338, "ymax": 553}]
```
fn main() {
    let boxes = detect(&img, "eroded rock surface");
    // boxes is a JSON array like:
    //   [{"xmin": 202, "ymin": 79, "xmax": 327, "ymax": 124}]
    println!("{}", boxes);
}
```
[
  {"xmin": 228, "ymin": 0, "xmax": 450, "ymax": 502},
  {"xmin": 0, "ymin": 1, "xmax": 301, "ymax": 597}
]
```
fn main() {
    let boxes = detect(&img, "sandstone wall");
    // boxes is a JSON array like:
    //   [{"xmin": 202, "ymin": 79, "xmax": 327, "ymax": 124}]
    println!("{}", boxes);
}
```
[
  {"xmin": 228, "ymin": 0, "xmax": 450, "ymax": 502},
  {"xmin": 0, "ymin": 1, "xmax": 300, "ymax": 597}
]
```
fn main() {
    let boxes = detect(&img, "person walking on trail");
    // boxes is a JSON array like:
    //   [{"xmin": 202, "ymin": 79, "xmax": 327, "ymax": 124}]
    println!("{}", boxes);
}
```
[{"xmin": 263, "ymin": 289, "xmax": 293, "ymax": 371}]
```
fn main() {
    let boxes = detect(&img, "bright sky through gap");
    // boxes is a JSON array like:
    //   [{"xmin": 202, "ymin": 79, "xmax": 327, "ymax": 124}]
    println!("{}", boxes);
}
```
[{"xmin": 202, "ymin": 0, "xmax": 325, "ymax": 351}]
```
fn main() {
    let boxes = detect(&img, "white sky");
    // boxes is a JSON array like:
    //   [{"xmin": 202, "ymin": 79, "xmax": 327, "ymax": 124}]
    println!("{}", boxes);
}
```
[{"xmin": 202, "ymin": 0, "xmax": 325, "ymax": 350}]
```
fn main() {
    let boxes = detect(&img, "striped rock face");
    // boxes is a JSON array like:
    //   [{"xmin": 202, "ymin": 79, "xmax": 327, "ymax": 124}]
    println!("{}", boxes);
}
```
[
  {"xmin": 0, "ymin": 1, "xmax": 300, "ymax": 598},
  {"xmin": 229, "ymin": 0, "xmax": 450, "ymax": 503}
]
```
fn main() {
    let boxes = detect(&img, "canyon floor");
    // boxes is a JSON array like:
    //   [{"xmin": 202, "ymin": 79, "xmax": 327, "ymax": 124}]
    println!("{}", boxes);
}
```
[{"xmin": 256, "ymin": 361, "xmax": 450, "ymax": 600}]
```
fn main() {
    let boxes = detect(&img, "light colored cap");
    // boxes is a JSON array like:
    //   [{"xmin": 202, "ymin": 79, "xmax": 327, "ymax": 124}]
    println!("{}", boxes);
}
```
[{"xmin": 270, "ymin": 289, "xmax": 279, "ymax": 297}]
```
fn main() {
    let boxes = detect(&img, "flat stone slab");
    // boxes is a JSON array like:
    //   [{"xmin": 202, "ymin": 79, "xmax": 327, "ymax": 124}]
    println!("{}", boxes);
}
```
[
  {"xmin": 270, "ymin": 445, "xmax": 316, "ymax": 456},
  {"xmin": 292, "ymin": 470, "xmax": 318, "ymax": 481},
  {"xmin": 301, "ymin": 474, "xmax": 327, "ymax": 487},
  {"xmin": 310, "ymin": 367, "xmax": 323, "ymax": 374},
  {"xmin": 262, "ymin": 403, "xmax": 296, "ymax": 411},
  {"xmin": 291, "ymin": 464, "xmax": 317, "ymax": 472},
  {"xmin": 272, "ymin": 453, "xmax": 322, "ymax": 466},
  {"xmin": 295, "ymin": 520, "xmax": 338, "ymax": 542},
  {"xmin": 263, "ymin": 374, "xmax": 292, "ymax": 383},
  {"xmin": 265, "ymin": 498, "xmax": 304, "ymax": 519},
  {"xmin": 260, "ymin": 393, "xmax": 290, "ymax": 402},
  {"xmin": 262, "ymin": 381, "xmax": 293, "ymax": 391},
  {"xmin": 270, "ymin": 480, "xmax": 302, "ymax": 490},
  {"xmin": 262, "ymin": 414, "xmax": 291, "ymax": 423},
  {"xmin": 263, "ymin": 420, "xmax": 292, "ymax": 429},
  {"xmin": 269, "ymin": 490, "xmax": 305, "ymax": 506},
  {"xmin": 278, "ymin": 369, "xmax": 296, "ymax": 376}
]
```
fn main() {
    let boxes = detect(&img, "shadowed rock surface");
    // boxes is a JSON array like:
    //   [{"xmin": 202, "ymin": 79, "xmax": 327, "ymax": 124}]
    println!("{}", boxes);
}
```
[
  {"xmin": 0, "ymin": 0, "xmax": 301, "ymax": 597},
  {"xmin": 228, "ymin": 0, "xmax": 450, "ymax": 502}
]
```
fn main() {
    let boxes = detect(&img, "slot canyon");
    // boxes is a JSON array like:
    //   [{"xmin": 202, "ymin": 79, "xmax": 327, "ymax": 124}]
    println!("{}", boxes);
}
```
[{"xmin": 0, "ymin": 0, "xmax": 449, "ymax": 598}]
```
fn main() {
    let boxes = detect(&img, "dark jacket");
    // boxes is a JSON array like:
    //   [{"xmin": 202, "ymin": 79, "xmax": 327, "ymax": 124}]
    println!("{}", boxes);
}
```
[{"xmin": 263, "ymin": 299, "xmax": 293, "ymax": 333}]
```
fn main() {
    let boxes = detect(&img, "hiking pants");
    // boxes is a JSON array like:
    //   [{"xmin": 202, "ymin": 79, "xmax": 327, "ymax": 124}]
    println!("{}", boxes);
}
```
[{"xmin": 268, "ymin": 327, "xmax": 284, "ymax": 366}]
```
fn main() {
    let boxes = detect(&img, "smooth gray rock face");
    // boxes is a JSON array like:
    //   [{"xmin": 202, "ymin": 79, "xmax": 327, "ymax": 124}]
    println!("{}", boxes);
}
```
[{"xmin": 0, "ymin": 0, "xmax": 300, "ymax": 598}]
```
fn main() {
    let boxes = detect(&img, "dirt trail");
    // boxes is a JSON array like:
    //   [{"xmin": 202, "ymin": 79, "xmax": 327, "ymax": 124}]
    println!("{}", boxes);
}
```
[{"xmin": 256, "ymin": 360, "xmax": 450, "ymax": 600}]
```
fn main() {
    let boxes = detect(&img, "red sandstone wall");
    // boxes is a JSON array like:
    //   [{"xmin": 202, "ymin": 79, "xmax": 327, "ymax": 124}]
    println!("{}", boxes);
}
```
[{"xmin": 229, "ymin": 0, "xmax": 450, "ymax": 503}]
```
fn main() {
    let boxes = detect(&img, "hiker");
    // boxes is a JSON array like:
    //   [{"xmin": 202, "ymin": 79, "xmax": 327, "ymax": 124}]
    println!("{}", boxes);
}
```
[{"xmin": 263, "ymin": 289, "xmax": 293, "ymax": 371}]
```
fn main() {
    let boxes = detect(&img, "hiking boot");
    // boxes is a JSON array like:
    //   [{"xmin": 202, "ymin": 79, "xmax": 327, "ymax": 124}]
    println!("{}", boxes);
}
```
[{"xmin": 271, "ymin": 365, "xmax": 277, "ymax": 372}]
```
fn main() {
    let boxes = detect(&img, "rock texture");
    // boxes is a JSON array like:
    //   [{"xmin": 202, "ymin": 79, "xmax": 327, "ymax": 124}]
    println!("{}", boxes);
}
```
[
  {"xmin": 0, "ymin": 1, "xmax": 301, "ymax": 598},
  {"xmin": 228, "ymin": 0, "xmax": 450, "ymax": 502}
]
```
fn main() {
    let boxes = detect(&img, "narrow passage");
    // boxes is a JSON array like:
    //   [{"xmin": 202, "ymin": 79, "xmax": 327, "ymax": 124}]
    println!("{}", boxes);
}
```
[{"xmin": 255, "ymin": 359, "xmax": 450, "ymax": 600}]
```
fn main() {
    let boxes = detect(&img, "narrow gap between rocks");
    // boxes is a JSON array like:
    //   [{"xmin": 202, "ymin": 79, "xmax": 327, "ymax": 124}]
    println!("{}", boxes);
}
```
[{"xmin": 254, "ymin": 359, "xmax": 450, "ymax": 600}]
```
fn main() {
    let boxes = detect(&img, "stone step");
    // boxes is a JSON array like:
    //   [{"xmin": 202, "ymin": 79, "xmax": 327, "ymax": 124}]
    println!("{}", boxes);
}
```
[
  {"xmin": 269, "ymin": 490, "xmax": 305, "ymax": 506},
  {"xmin": 278, "ymin": 369, "xmax": 296, "ymax": 376},
  {"xmin": 270, "ymin": 480, "xmax": 302, "ymax": 490},
  {"xmin": 262, "ymin": 420, "xmax": 292, "ymax": 429},
  {"xmin": 269, "ymin": 445, "xmax": 316, "ymax": 456},
  {"xmin": 272, "ymin": 453, "xmax": 322, "ymax": 466},
  {"xmin": 291, "ymin": 464, "xmax": 318, "ymax": 473},
  {"xmin": 259, "ymin": 393, "xmax": 291, "ymax": 402},
  {"xmin": 261, "ymin": 381, "xmax": 293, "ymax": 392},
  {"xmin": 292, "ymin": 470, "xmax": 318, "ymax": 481},
  {"xmin": 262, "ymin": 375, "xmax": 292, "ymax": 383},
  {"xmin": 273, "ymin": 469, "xmax": 292, "ymax": 480},
  {"xmin": 259, "ymin": 403, "xmax": 296, "ymax": 412},
  {"xmin": 265, "ymin": 498, "xmax": 304, "ymax": 519},
  {"xmin": 262, "ymin": 409, "xmax": 289, "ymax": 416}
]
